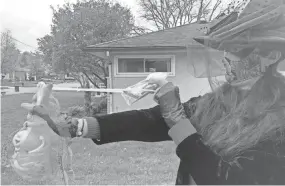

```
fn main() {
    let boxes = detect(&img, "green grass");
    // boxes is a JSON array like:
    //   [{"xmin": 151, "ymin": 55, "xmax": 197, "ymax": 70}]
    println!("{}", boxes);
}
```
[
  {"xmin": 1, "ymin": 79, "xmax": 66, "ymax": 88},
  {"xmin": 1, "ymin": 92, "xmax": 179, "ymax": 185},
  {"xmin": 1, "ymin": 80, "xmax": 38, "ymax": 87}
]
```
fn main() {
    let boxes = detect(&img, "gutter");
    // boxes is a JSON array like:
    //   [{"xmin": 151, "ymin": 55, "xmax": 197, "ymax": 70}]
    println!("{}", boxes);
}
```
[{"xmin": 83, "ymin": 46, "xmax": 187, "ymax": 52}]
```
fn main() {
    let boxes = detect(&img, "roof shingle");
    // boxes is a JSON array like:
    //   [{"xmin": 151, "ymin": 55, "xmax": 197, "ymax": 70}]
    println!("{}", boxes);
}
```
[{"xmin": 86, "ymin": 23, "xmax": 206, "ymax": 49}]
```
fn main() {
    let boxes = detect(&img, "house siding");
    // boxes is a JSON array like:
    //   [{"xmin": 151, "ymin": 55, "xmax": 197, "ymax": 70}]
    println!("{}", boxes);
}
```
[{"xmin": 108, "ymin": 49, "xmax": 224, "ymax": 113}]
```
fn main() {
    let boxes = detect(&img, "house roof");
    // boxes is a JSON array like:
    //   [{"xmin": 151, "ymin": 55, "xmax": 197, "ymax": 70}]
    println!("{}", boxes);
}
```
[
  {"xmin": 84, "ymin": 23, "xmax": 207, "ymax": 51},
  {"xmin": 14, "ymin": 67, "xmax": 30, "ymax": 72}
]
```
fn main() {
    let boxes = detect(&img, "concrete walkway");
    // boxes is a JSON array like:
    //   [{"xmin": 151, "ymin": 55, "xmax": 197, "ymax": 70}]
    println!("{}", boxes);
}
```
[{"xmin": 1, "ymin": 82, "xmax": 81, "ymax": 96}]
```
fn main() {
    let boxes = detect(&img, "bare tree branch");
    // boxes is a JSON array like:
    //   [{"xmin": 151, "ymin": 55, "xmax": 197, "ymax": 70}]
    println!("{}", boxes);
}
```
[
  {"xmin": 82, "ymin": 71, "xmax": 99, "ymax": 88},
  {"xmin": 92, "ymin": 72, "xmax": 107, "ymax": 86},
  {"xmin": 139, "ymin": 0, "xmax": 235, "ymax": 30},
  {"xmin": 209, "ymin": 0, "xmax": 222, "ymax": 21},
  {"xmin": 139, "ymin": 0, "xmax": 237, "ymax": 30}
]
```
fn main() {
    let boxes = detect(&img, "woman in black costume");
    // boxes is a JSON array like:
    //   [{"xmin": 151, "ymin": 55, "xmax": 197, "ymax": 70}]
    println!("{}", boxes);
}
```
[{"xmin": 28, "ymin": 0, "xmax": 285, "ymax": 184}]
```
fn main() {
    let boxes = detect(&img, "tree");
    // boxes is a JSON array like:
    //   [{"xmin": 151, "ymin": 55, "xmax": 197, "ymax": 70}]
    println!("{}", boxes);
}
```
[
  {"xmin": 37, "ymin": 0, "xmax": 135, "ymax": 115},
  {"xmin": 16, "ymin": 51, "xmax": 45, "ymax": 79},
  {"xmin": 18, "ymin": 51, "xmax": 30, "ymax": 68},
  {"xmin": 138, "ymin": 0, "xmax": 243, "ymax": 30},
  {"xmin": 27, "ymin": 52, "xmax": 45, "ymax": 79},
  {"xmin": 37, "ymin": 35, "xmax": 54, "ymax": 66},
  {"xmin": 38, "ymin": 0, "xmax": 134, "ymax": 87},
  {"xmin": 1, "ymin": 30, "xmax": 21, "ymax": 74}
]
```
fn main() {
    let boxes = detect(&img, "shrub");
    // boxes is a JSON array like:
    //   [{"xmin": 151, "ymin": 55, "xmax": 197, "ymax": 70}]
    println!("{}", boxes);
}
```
[
  {"xmin": 67, "ymin": 105, "xmax": 86, "ymax": 118},
  {"xmin": 91, "ymin": 96, "xmax": 107, "ymax": 116},
  {"xmin": 66, "ymin": 96, "xmax": 107, "ymax": 118}
]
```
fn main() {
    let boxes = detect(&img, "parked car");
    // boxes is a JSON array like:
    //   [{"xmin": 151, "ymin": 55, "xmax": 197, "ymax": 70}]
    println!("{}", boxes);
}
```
[
  {"xmin": 39, "ymin": 78, "xmax": 52, "ymax": 82},
  {"xmin": 64, "ymin": 76, "xmax": 75, "ymax": 80}
]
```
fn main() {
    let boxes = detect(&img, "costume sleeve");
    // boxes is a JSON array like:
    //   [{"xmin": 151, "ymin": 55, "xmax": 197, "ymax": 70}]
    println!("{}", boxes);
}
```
[
  {"xmin": 84, "ymin": 105, "xmax": 172, "ymax": 145},
  {"xmin": 83, "ymin": 94, "xmax": 203, "ymax": 145},
  {"xmin": 171, "ymin": 120, "xmax": 285, "ymax": 185}
]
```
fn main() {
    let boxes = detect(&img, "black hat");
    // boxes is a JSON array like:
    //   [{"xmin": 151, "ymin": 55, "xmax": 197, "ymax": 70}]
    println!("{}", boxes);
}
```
[{"xmin": 193, "ymin": 0, "xmax": 285, "ymax": 84}]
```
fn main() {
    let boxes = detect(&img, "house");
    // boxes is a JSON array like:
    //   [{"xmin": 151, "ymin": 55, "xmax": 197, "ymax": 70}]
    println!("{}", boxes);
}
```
[
  {"xmin": 58, "ymin": 73, "xmax": 75, "ymax": 80},
  {"xmin": 94, "ymin": 82, "xmax": 107, "ymax": 97},
  {"xmin": 84, "ymin": 23, "xmax": 226, "ymax": 114},
  {"xmin": 3, "ymin": 67, "xmax": 31, "ymax": 81}
]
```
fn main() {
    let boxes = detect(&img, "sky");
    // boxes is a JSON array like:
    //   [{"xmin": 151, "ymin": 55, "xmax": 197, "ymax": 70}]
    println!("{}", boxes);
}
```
[{"xmin": 0, "ymin": 0, "xmax": 148, "ymax": 52}]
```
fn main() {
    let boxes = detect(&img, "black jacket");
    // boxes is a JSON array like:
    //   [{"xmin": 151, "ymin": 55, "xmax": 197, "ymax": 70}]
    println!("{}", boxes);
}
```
[{"xmin": 91, "ymin": 101, "xmax": 285, "ymax": 185}]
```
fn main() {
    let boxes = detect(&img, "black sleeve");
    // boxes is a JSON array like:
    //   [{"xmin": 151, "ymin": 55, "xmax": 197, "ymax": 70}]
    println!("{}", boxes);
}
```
[
  {"xmin": 176, "ymin": 134, "xmax": 285, "ymax": 185},
  {"xmin": 92, "ymin": 105, "xmax": 172, "ymax": 145}
]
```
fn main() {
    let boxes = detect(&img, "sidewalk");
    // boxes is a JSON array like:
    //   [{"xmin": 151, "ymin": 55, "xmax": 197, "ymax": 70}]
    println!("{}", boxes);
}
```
[{"xmin": 1, "ymin": 82, "xmax": 81, "ymax": 96}]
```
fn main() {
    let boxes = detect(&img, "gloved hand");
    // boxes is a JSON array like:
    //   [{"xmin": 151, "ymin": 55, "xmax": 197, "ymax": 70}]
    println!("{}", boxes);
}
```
[
  {"xmin": 154, "ymin": 82, "xmax": 186, "ymax": 128},
  {"xmin": 21, "ymin": 82, "xmax": 84, "ymax": 138},
  {"xmin": 146, "ymin": 72, "xmax": 168, "ymax": 88},
  {"xmin": 28, "ymin": 105, "xmax": 87, "ymax": 138}
]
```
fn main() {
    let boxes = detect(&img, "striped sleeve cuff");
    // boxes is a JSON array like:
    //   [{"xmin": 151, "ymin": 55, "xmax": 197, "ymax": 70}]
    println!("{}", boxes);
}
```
[
  {"xmin": 168, "ymin": 119, "xmax": 197, "ymax": 145},
  {"xmin": 83, "ymin": 117, "xmax": 101, "ymax": 140}
]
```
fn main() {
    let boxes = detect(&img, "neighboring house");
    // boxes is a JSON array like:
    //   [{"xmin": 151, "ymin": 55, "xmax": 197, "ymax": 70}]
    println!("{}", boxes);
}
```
[
  {"xmin": 89, "ymin": 82, "xmax": 107, "ymax": 97},
  {"xmin": 94, "ymin": 82, "xmax": 107, "ymax": 97},
  {"xmin": 64, "ymin": 73, "xmax": 75, "ymax": 80},
  {"xmin": 3, "ymin": 67, "xmax": 31, "ymax": 81},
  {"xmin": 58, "ymin": 73, "xmax": 76, "ymax": 80},
  {"xmin": 84, "ymin": 23, "xmax": 226, "ymax": 114}
]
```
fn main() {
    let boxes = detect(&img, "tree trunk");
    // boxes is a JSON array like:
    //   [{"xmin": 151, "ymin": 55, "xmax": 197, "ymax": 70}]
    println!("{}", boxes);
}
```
[
  {"xmin": 83, "ymin": 76, "xmax": 92, "ymax": 116},
  {"xmin": 196, "ymin": 0, "xmax": 204, "ymax": 23},
  {"xmin": 84, "ymin": 91, "xmax": 91, "ymax": 116}
]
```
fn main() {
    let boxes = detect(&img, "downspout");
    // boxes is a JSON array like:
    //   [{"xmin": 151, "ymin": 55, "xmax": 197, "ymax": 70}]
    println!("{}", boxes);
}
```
[{"xmin": 106, "ymin": 51, "xmax": 114, "ymax": 114}]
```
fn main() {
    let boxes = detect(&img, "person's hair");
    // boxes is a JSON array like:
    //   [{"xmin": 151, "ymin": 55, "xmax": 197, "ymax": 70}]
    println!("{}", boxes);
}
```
[{"xmin": 191, "ymin": 66, "xmax": 285, "ymax": 162}]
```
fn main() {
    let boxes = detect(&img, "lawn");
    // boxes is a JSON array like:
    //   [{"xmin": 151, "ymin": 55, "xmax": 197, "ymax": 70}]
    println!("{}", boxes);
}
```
[
  {"xmin": 1, "ymin": 79, "xmax": 66, "ymax": 88},
  {"xmin": 1, "ymin": 80, "xmax": 38, "ymax": 87},
  {"xmin": 1, "ymin": 92, "xmax": 179, "ymax": 185}
]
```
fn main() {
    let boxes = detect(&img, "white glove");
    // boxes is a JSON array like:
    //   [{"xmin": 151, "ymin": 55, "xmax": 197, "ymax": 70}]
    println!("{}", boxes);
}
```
[{"xmin": 146, "ymin": 72, "xmax": 169, "ymax": 88}]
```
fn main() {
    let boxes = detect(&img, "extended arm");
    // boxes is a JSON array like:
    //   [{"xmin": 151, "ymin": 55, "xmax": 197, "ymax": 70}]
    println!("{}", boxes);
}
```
[
  {"xmin": 83, "ymin": 105, "xmax": 172, "ymax": 145},
  {"xmin": 81, "ymin": 93, "xmax": 201, "ymax": 145},
  {"xmin": 31, "ymin": 104, "xmax": 172, "ymax": 144},
  {"xmin": 31, "ymin": 93, "xmax": 201, "ymax": 145}
]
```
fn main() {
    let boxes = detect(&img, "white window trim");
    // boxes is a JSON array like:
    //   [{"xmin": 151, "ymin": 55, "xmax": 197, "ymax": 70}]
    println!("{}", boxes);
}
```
[{"xmin": 114, "ymin": 55, "xmax": 176, "ymax": 77}]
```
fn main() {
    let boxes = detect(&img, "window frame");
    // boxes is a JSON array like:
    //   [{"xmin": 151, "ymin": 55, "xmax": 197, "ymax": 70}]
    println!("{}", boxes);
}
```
[{"xmin": 114, "ymin": 55, "xmax": 176, "ymax": 77}]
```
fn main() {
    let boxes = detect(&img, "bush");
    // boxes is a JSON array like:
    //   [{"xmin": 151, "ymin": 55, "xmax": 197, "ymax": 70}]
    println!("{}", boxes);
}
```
[
  {"xmin": 91, "ymin": 96, "xmax": 107, "ymax": 116},
  {"xmin": 66, "ymin": 96, "xmax": 107, "ymax": 118},
  {"xmin": 98, "ymin": 97, "xmax": 107, "ymax": 111},
  {"xmin": 67, "ymin": 105, "xmax": 86, "ymax": 118}
]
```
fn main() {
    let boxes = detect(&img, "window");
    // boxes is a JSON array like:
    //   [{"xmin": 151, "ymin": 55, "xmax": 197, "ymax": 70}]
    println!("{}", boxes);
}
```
[
  {"xmin": 118, "ymin": 58, "xmax": 144, "ymax": 73},
  {"xmin": 115, "ymin": 55, "xmax": 175, "ymax": 77},
  {"xmin": 145, "ymin": 58, "xmax": 171, "ymax": 72}
]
